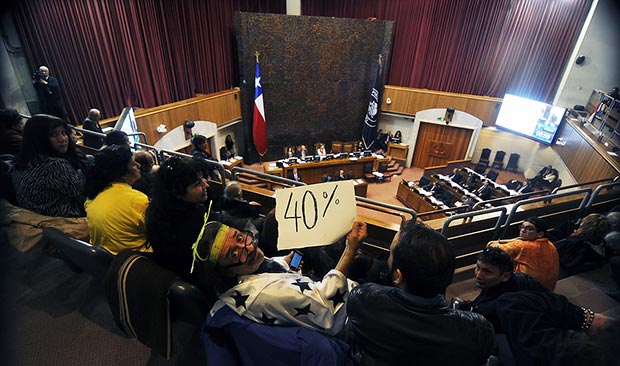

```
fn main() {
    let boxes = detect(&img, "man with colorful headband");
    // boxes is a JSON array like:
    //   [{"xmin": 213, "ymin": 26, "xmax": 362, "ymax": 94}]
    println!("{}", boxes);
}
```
[{"xmin": 191, "ymin": 219, "xmax": 367, "ymax": 336}]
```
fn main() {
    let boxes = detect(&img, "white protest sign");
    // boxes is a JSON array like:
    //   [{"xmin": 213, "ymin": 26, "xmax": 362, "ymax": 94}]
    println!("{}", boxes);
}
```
[{"xmin": 275, "ymin": 180, "xmax": 356, "ymax": 250}]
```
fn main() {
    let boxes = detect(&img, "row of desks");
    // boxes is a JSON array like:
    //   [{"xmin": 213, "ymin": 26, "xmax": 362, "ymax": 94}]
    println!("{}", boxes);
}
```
[{"xmin": 263, "ymin": 155, "xmax": 389, "ymax": 185}]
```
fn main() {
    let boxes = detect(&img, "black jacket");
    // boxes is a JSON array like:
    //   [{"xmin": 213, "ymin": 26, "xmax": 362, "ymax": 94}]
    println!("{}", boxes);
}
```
[
  {"xmin": 471, "ymin": 272, "xmax": 548, "ymax": 333},
  {"xmin": 82, "ymin": 117, "xmax": 104, "ymax": 149},
  {"xmin": 346, "ymin": 283, "xmax": 495, "ymax": 366}
]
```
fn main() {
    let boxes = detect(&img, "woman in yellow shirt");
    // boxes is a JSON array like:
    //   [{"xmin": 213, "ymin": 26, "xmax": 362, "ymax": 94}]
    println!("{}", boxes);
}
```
[{"xmin": 85, "ymin": 145, "xmax": 150, "ymax": 254}]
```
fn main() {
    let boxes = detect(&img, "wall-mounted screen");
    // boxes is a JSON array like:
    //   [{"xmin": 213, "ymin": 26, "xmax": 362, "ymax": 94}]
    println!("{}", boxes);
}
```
[
  {"xmin": 114, "ymin": 107, "xmax": 139, "ymax": 146},
  {"xmin": 495, "ymin": 94, "xmax": 566, "ymax": 145}
]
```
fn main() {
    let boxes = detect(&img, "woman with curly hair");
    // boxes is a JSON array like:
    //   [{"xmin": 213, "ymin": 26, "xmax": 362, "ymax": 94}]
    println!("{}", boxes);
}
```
[
  {"xmin": 146, "ymin": 156, "xmax": 212, "ymax": 280},
  {"xmin": 12, "ymin": 114, "xmax": 86, "ymax": 217},
  {"xmin": 85, "ymin": 145, "xmax": 149, "ymax": 254}
]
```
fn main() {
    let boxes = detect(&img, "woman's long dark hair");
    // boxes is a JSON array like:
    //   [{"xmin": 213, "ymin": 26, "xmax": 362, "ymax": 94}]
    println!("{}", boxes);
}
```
[
  {"xmin": 85, "ymin": 145, "xmax": 133, "ymax": 199},
  {"xmin": 14, "ymin": 114, "xmax": 79, "ymax": 170},
  {"xmin": 146, "ymin": 156, "xmax": 205, "ymax": 239}
]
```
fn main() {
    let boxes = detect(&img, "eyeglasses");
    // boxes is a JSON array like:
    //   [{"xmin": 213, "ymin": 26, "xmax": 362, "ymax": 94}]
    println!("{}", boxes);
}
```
[
  {"xmin": 519, "ymin": 225, "xmax": 537, "ymax": 232},
  {"xmin": 223, "ymin": 230, "xmax": 258, "ymax": 268}
]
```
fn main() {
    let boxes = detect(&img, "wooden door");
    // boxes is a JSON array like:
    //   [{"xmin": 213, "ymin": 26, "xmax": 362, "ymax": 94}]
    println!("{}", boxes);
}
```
[{"xmin": 412, "ymin": 122, "xmax": 473, "ymax": 168}]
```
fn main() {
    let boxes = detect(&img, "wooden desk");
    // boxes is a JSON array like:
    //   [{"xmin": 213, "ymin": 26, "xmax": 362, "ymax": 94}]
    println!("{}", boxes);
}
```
[
  {"xmin": 264, "ymin": 155, "xmax": 385, "ymax": 184},
  {"xmin": 396, "ymin": 181, "xmax": 447, "ymax": 220},
  {"xmin": 220, "ymin": 157, "xmax": 244, "ymax": 169},
  {"xmin": 353, "ymin": 179, "xmax": 368, "ymax": 197},
  {"xmin": 387, "ymin": 142, "xmax": 409, "ymax": 160}
]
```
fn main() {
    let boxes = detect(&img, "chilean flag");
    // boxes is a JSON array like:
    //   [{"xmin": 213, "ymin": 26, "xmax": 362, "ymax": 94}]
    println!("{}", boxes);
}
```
[{"xmin": 253, "ymin": 61, "xmax": 268, "ymax": 156}]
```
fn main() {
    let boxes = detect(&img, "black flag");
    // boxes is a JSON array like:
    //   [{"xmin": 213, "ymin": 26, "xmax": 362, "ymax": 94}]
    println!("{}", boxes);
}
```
[{"xmin": 362, "ymin": 56, "xmax": 383, "ymax": 150}]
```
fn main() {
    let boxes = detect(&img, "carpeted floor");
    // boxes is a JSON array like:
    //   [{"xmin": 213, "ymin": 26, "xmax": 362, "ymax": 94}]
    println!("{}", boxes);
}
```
[{"xmin": 0, "ymin": 236, "xmax": 202, "ymax": 366}]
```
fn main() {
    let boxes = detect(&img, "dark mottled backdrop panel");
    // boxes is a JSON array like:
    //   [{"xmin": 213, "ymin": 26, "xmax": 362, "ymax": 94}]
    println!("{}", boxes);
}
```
[{"xmin": 236, "ymin": 12, "xmax": 393, "ymax": 163}]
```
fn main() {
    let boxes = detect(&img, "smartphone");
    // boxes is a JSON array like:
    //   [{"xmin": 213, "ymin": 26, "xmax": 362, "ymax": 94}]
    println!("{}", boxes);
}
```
[{"xmin": 289, "ymin": 250, "xmax": 303, "ymax": 271}]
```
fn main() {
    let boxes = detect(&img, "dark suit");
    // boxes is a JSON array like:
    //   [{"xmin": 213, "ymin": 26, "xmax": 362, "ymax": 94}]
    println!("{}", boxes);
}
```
[
  {"xmin": 33, "ymin": 75, "xmax": 67, "ymax": 120},
  {"xmin": 424, "ymin": 182, "xmax": 443, "ymax": 196},
  {"xmin": 82, "ymin": 117, "xmax": 104, "ymax": 149},
  {"xmin": 288, "ymin": 171, "xmax": 302, "ymax": 182},
  {"xmin": 449, "ymin": 171, "xmax": 463, "ymax": 184},
  {"xmin": 517, "ymin": 184, "xmax": 533, "ymax": 194},
  {"xmin": 477, "ymin": 184, "xmax": 492, "ymax": 200}
]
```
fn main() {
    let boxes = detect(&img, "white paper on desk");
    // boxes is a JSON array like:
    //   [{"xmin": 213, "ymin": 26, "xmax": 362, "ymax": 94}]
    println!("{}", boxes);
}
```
[
  {"xmin": 608, "ymin": 151, "xmax": 618, "ymax": 157},
  {"xmin": 275, "ymin": 181, "xmax": 356, "ymax": 250}
]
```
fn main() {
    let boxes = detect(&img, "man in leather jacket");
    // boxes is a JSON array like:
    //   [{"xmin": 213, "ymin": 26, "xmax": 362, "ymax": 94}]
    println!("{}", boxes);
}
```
[
  {"xmin": 345, "ymin": 220, "xmax": 495, "ymax": 365},
  {"xmin": 454, "ymin": 247, "xmax": 548, "ymax": 334}
]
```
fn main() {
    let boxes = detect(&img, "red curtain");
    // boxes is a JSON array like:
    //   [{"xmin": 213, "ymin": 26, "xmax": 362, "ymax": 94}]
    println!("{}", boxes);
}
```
[
  {"xmin": 302, "ymin": 0, "xmax": 591, "ymax": 102},
  {"xmin": 11, "ymin": 0, "xmax": 285, "ymax": 124}
]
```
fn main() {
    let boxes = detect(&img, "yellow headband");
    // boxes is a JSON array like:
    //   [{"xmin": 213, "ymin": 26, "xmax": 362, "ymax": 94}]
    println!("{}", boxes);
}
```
[
  {"xmin": 190, "ymin": 220, "xmax": 230, "ymax": 273},
  {"xmin": 207, "ymin": 224, "xmax": 230, "ymax": 265}
]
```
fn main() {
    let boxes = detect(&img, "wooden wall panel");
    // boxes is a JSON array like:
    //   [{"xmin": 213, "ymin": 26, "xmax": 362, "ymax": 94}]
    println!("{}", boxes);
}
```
[
  {"xmin": 413, "ymin": 122, "xmax": 473, "ymax": 167},
  {"xmin": 99, "ymin": 89, "xmax": 242, "ymax": 146},
  {"xmin": 383, "ymin": 88, "xmax": 411, "ymax": 113},
  {"xmin": 382, "ymin": 86, "xmax": 502, "ymax": 125},
  {"xmin": 554, "ymin": 121, "xmax": 619, "ymax": 182},
  {"xmin": 465, "ymin": 99, "xmax": 500, "ymax": 126},
  {"xmin": 406, "ymin": 93, "xmax": 438, "ymax": 113},
  {"xmin": 436, "ymin": 95, "xmax": 468, "ymax": 111},
  {"xmin": 168, "ymin": 104, "xmax": 199, "ymax": 126},
  {"xmin": 136, "ymin": 113, "xmax": 172, "ymax": 146}
]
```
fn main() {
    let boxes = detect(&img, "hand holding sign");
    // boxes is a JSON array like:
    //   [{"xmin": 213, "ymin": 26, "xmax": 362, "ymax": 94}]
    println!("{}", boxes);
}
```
[{"xmin": 275, "ymin": 180, "xmax": 356, "ymax": 250}]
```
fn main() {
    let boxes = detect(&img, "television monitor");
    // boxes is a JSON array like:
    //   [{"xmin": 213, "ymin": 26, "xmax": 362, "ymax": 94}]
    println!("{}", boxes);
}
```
[
  {"xmin": 114, "ymin": 107, "xmax": 139, "ymax": 146},
  {"xmin": 495, "ymin": 94, "xmax": 566, "ymax": 145}
]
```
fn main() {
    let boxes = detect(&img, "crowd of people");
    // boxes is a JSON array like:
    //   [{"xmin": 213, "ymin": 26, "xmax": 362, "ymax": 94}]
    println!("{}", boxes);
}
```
[{"xmin": 1, "ymin": 89, "xmax": 619, "ymax": 364}]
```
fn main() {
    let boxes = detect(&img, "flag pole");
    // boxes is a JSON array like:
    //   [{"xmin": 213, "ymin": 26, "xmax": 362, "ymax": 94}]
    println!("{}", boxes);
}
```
[{"xmin": 255, "ymin": 51, "xmax": 261, "ymax": 164}]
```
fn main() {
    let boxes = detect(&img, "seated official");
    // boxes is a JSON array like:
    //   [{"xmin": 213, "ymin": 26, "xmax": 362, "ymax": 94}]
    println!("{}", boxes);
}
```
[
  {"xmin": 462, "ymin": 174, "xmax": 477, "ymax": 191},
  {"xmin": 334, "ymin": 169, "xmax": 347, "ymax": 181},
  {"xmin": 529, "ymin": 165, "xmax": 554, "ymax": 188},
  {"xmin": 516, "ymin": 180, "xmax": 533, "ymax": 195},
  {"xmin": 452, "ymin": 247, "xmax": 548, "ymax": 333},
  {"xmin": 85, "ymin": 145, "xmax": 150, "ymax": 255},
  {"xmin": 345, "ymin": 220, "xmax": 494, "ymax": 365},
  {"xmin": 288, "ymin": 167, "xmax": 302, "ymax": 182},
  {"xmin": 505, "ymin": 179, "xmax": 522, "ymax": 191},
  {"xmin": 224, "ymin": 134, "xmax": 235, "ymax": 159},
  {"xmin": 316, "ymin": 143, "xmax": 327, "ymax": 157},
  {"xmin": 391, "ymin": 130, "xmax": 402, "ymax": 144},
  {"xmin": 192, "ymin": 220, "xmax": 367, "ymax": 336},
  {"xmin": 297, "ymin": 144, "xmax": 309, "ymax": 160},
  {"xmin": 448, "ymin": 168, "xmax": 463, "ymax": 184},
  {"xmin": 284, "ymin": 146, "xmax": 295, "ymax": 159},
  {"xmin": 542, "ymin": 168, "xmax": 559, "ymax": 187},
  {"xmin": 423, "ymin": 181, "xmax": 443, "ymax": 196},
  {"xmin": 476, "ymin": 180, "xmax": 492, "ymax": 200},
  {"xmin": 488, "ymin": 216, "xmax": 559, "ymax": 290}
]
